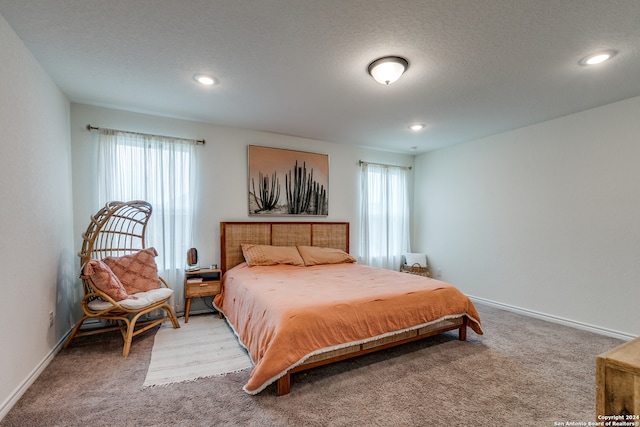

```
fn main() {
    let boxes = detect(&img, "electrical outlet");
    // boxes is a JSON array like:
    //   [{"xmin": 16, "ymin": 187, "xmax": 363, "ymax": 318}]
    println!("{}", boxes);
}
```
[
  {"xmin": 49, "ymin": 311, "xmax": 54, "ymax": 327},
  {"xmin": 436, "ymin": 268, "xmax": 442, "ymax": 278}
]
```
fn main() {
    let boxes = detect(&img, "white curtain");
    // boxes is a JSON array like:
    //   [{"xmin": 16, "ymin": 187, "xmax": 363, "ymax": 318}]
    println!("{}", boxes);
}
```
[
  {"xmin": 360, "ymin": 162, "xmax": 410, "ymax": 270},
  {"xmin": 97, "ymin": 129, "xmax": 197, "ymax": 311}
]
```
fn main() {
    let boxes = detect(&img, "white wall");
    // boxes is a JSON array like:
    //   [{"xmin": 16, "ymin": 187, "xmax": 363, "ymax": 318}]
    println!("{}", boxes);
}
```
[
  {"xmin": 70, "ymin": 103, "xmax": 414, "ymax": 314},
  {"xmin": 414, "ymin": 96, "xmax": 640, "ymax": 337},
  {"xmin": 0, "ymin": 13, "xmax": 74, "ymax": 417}
]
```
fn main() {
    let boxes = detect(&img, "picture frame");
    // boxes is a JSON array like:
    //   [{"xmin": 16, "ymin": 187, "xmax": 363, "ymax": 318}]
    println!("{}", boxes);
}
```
[{"xmin": 248, "ymin": 145, "xmax": 329, "ymax": 216}]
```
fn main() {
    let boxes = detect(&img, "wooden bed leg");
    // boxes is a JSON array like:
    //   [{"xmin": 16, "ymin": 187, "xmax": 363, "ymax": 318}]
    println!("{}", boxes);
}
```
[
  {"xmin": 459, "ymin": 317, "xmax": 468, "ymax": 341},
  {"xmin": 276, "ymin": 373, "xmax": 291, "ymax": 396},
  {"xmin": 459, "ymin": 326, "xmax": 467, "ymax": 341}
]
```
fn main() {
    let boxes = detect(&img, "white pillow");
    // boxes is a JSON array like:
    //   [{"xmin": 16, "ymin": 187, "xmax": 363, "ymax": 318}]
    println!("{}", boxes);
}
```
[{"xmin": 404, "ymin": 253, "xmax": 427, "ymax": 267}]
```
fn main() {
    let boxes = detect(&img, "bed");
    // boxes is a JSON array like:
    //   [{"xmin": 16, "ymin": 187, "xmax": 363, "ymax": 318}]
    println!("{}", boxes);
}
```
[{"xmin": 213, "ymin": 221, "xmax": 483, "ymax": 395}]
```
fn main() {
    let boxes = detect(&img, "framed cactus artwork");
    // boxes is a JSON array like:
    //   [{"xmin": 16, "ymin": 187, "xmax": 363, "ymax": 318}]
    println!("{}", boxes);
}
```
[{"xmin": 248, "ymin": 145, "xmax": 329, "ymax": 216}]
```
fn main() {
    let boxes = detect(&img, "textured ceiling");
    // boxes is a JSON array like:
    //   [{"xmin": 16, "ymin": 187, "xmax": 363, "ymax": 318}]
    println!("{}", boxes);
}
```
[{"xmin": 1, "ymin": 0, "xmax": 639, "ymax": 153}]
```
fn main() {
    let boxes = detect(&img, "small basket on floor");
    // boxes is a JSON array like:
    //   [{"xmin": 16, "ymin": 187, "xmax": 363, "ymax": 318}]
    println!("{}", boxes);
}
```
[{"xmin": 400, "ymin": 263, "xmax": 431, "ymax": 278}]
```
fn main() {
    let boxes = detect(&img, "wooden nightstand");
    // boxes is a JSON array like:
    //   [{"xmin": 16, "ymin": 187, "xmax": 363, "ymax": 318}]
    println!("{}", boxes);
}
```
[
  {"xmin": 596, "ymin": 336, "xmax": 640, "ymax": 419},
  {"xmin": 184, "ymin": 268, "xmax": 222, "ymax": 323}
]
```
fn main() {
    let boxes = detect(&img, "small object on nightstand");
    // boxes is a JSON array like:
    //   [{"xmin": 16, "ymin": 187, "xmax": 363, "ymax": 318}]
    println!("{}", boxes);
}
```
[
  {"xmin": 184, "ymin": 268, "xmax": 221, "ymax": 323},
  {"xmin": 186, "ymin": 247, "xmax": 200, "ymax": 271}
]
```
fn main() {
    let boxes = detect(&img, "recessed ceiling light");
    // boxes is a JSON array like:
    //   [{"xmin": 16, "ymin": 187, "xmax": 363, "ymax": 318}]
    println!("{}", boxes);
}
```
[
  {"xmin": 193, "ymin": 74, "xmax": 215, "ymax": 85},
  {"xmin": 579, "ymin": 50, "xmax": 618, "ymax": 66},
  {"xmin": 409, "ymin": 146, "xmax": 418, "ymax": 151},
  {"xmin": 409, "ymin": 124, "xmax": 425, "ymax": 131}
]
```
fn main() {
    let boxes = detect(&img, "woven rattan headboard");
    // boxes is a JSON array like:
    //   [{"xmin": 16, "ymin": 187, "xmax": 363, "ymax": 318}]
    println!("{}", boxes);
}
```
[{"xmin": 220, "ymin": 222, "xmax": 350, "ymax": 273}]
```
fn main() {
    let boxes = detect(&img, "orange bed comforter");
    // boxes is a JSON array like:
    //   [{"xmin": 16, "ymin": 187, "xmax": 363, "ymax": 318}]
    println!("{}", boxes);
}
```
[{"xmin": 213, "ymin": 262, "xmax": 483, "ymax": 394}]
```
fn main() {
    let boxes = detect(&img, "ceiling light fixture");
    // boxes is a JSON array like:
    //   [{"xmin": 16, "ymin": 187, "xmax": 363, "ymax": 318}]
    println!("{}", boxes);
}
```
[
  {"xmin": 579, "ymin": 50, "xmax": 618, "ymax": 66},
  {"xmin": 409, "ymin": 124, "xmax": 425, "ymax": 131},
  {"xmin": 193, "ymin": 74, "xmax": 215, "ymax": 85},
  {"xmin": 368, "ymin": 56, "xmax": 409, "ymax": 85}
]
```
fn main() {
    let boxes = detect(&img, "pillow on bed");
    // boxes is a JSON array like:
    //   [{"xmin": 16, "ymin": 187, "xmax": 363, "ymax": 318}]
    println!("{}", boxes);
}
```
[
  {"xmin": 296, "ymin": 245, "xmax": 357, "ymax": 266},
  {"xmin": 103, "ymin": 247, "xmax": 163, "ymax": 294},
  {"xmin": 83, "ymin": 259, "xmax": 130, "ymax": 301},
  {"xmin": 241, "ymin": 244, "xmax": 305, "ymax": 267}
]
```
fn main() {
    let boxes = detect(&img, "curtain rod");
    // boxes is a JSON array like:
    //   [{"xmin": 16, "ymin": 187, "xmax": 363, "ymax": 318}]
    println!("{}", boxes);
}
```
[
  {"xmin": 358, "ymin": 160, "xmax": 412, "ymax": 170},
  {"xmin": 87, "ymin": 125, "xmax": 205, "ymax": 145}
]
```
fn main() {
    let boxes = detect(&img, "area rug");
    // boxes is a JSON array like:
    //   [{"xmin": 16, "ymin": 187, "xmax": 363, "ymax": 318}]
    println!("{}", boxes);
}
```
[{"xmin": 143, "ymin": 314, "xmax": 252, "ymax": 387}]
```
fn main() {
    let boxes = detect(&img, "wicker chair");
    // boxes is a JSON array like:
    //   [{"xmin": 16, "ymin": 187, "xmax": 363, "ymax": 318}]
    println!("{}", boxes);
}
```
[{"xmin": 64, "ymin": 200, "xmax": 180, "ymax": 356}]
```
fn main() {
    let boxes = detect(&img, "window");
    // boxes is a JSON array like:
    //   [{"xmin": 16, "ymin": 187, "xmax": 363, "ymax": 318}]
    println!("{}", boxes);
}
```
[
  {"xmin": 97, "ymin": 129, "xmax": 197, "ymax": 309},
  {"xmin": 359, "ymin": 162, "xmax": 410, "ymax": 269}
]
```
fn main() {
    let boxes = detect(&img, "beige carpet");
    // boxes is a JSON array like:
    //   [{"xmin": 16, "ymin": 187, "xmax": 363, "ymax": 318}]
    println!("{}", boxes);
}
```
[
  {"xmin": 143, "ymin": 314, "xmax": 252, "ymax": 387},
  {"xmin": 2, "ymin": 303, "xmax": 627, "ymax": 427}
]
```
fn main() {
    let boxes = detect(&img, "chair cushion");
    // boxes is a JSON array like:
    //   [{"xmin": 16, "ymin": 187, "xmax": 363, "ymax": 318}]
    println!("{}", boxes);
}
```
[
  {"xmin": 87, "ymin": 287, "xmax": 174, "ymax": 311},
  {"xmin": 103, "ymin": 248, "xmax": 163, "ymax": 294},
  {"xmin": 83, "ymin": 260, "xmax": 130, "ymax": 301}
]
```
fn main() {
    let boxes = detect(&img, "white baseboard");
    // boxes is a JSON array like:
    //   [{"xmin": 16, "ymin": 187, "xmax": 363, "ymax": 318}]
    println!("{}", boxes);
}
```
[
  {"xmin": 470, "ymin": 296, "xmax": 636, "ymax": 341},
  {"xmin": 0, "ymin": 331, "xmax": 70, "ymax": 421}
]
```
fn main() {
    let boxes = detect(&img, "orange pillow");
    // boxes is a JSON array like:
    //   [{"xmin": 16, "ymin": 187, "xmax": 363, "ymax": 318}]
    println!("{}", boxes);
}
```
[
  {"xmin": 241, "ymin": 244, "xmax": 305, "ymax": 267},
  {"xmin": 103, "ymin": 248, "xmax": 162, "ymax": 294},
  {"xmin": 296, "ymin": 246, "xmax": 356, "ymax": 266},
  {"xmin": 84, "ymin": 260, "xmax": 130, "ymax": 301}
]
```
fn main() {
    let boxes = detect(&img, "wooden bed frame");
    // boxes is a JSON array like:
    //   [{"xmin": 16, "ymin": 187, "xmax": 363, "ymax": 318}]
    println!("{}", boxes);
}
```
[{"xmin": 220, "ymin": 221, "xmax": 470, "ymax": 395}]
